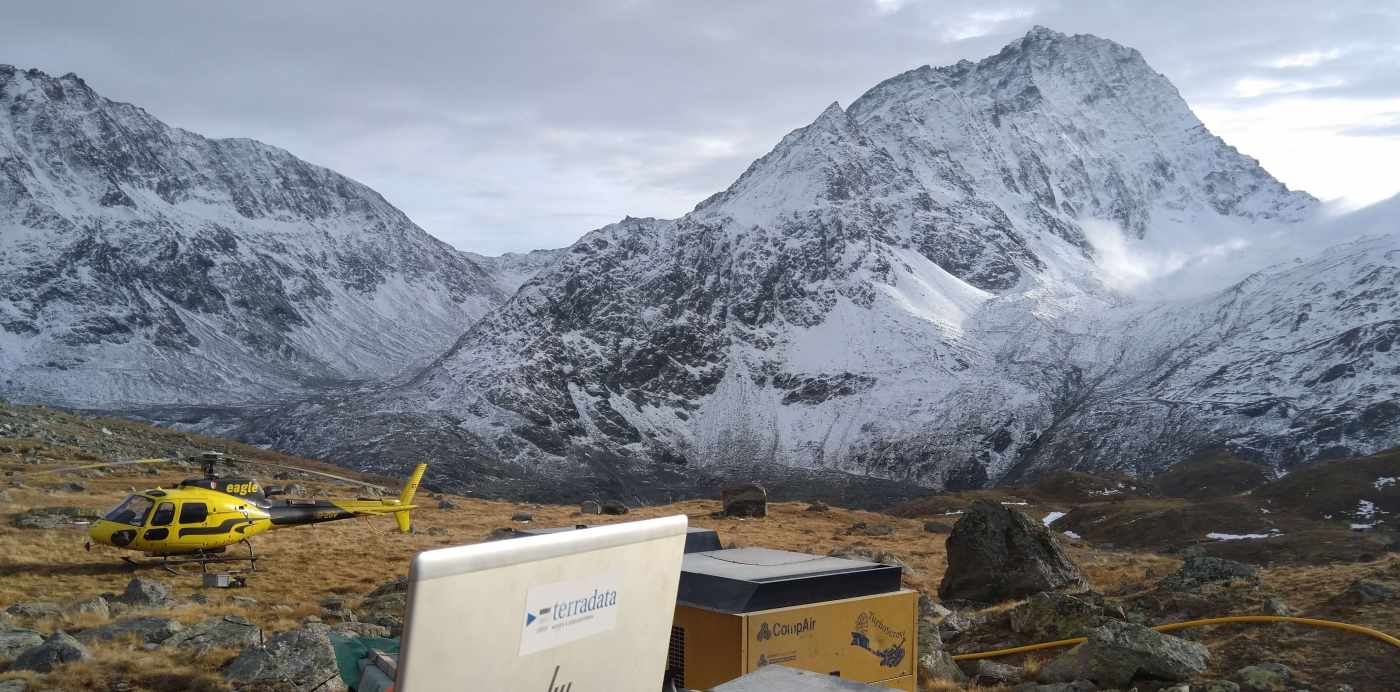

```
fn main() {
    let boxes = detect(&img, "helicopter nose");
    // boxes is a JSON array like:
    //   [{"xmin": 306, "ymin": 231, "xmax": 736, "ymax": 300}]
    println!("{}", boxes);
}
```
[{"xmin": 88, "ymin": 520, "xmax": 122, "ymax": 547}]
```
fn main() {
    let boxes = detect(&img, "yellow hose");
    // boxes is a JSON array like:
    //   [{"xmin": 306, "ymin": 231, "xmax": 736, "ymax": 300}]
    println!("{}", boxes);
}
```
[{"xmin": 949, "ymin": 615, "xmax": 1400, "ymax": 662}]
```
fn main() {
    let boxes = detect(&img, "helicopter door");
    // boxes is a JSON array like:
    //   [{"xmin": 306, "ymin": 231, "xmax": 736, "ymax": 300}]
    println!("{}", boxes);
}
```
[{"xmin": 144, "ymin": 501, "xmax": 176, "ymax": 541}]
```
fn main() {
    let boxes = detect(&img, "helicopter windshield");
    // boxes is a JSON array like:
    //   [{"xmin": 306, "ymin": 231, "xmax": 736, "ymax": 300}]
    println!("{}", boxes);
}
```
[{"xmin": 103, "ymin": 495, "xmax": 154, "ymax": 526}]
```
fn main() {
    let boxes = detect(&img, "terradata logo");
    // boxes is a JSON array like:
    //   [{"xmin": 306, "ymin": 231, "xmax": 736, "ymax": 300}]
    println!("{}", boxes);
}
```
[{"xmin": 525, "ymin": 588, "xmax": 618, "ymax": 627}]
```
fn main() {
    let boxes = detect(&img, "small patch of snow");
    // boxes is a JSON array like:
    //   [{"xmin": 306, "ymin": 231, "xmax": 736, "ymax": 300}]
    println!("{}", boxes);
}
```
[
  {"xmin": 1207, "ymin": 531, "xmax": 1281, "ymax": 541},
  {"xmin": 943, "ymin": 511, "xmax": 964, "ymax": 516},
  {"xmin": 1351, "ymin": 523, "xmax": 1376, "ymax": 530},
  {"xmin": 1042, "ymin": 511, "xmax": 1067, "ymax": 526},
  {"xmin": 1356, "ymin": 500, "xmax": 1377, "ymax": 519},
  {"xmin": 1375, "ymin": 477, "xmax": 1397, "ymax": 490},
  {"xmin": 1062, "ymin": 530, "xmax": 1082, "ymax": 539},
  {"xmin": 100, "ymin": 427, "xmax": 112, "ymax": 435},
  {"xmin": 1001, "ymin": 501, "xmax": 1028, "ymax": 506}
]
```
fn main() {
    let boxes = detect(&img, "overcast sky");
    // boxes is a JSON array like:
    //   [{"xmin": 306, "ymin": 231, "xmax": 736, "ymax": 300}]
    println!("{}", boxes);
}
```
[{"xmin": 5, "ymin": 1, "xmax": 1398, "ymax": 254}]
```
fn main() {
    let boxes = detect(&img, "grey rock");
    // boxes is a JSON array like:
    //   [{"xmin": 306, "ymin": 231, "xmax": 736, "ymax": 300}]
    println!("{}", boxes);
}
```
[
  {"xmin": 600, "ymin": 501, "xmax": 629, "ymax": 515},
  {"xmin": 425, "ymin": 526, "xmax": 448, "ymax": 536},
  {"xmin": 0, "ymin": 679, "xmax": 28, "ymax": 692},
  {"xmin": 1038, "ymin": 621, "xmax": 1210, "ymax": 687},
  {"xmin": 937, "ymin": 609, "xmax": 975, "ymax": 641},
  {"xmin": 12, "ymin": 506, "xmax": 99, "ymax": 529},
  {"xmin": 1263, "ymin": 596, "xmax": 1295, "ymax": 616},
  {"xmin": 485, "ymin": 527, "xmax": 517, "ymax": 541},
  {"xmin": 359, "ymin": 577, "xmax": 409, "ymax": 637},
  {"xmin": 919, "ymin": 651, "xmax": 969, "ymax": 684},
  {"xmin": 918, "ymin": 594, "xmax": 952, "ymax": 621},
  {"xmin": 922, "ymin": 520, "xmax": 953, "ymax": 534},
  {"xmin": 1200, "ymin": 681, "xmax": 1242, "ymax": 692},
  {"xmin": 437, "ymin": 499, "xmax": 458, "ymax": 510},
  {"xmin": 580, "ymin": 500, "xmax": 602, "ymax": 514},
  {"xmin": 939, "ymin": 501, "xmax": 1086, "ymax": 603},
  {"xmin": 76, "ymin": 617, "xmax": 184, "ymax": 646},
  {"xmin": 511, "ymin": 512, "xmax": 533, "ymax": 522},
  {"xmin": 0, "ymin": 627, "xmax": 45, "ymax": 660},
  {"xmin": 975, "ymin": 659, "xmax": 1024, "ymax": 684},
  {"xmin": 12, "ymin": 631, "xmax": 91, "ymax": 672},
  {"xmin": 1335, "ymin": 579, "xmax": 1395, "ymax": 604},
  {"xmin": 114, "ymin": 577, "xmax": 175, "ymax": 608},
  {"xmin": 332, "ymin": 621, "xmax": 390, "ymax": 638},
  {"xmin": 223, "ymin": 624, "xmax": 346, "ymax": 692},
  {"xmin": 1159, "ymin": 556, "xmax": 1259, "ymax": 591},
  {"xmin": 721, "ymin": 483, "xmax": 767, "ymax": 518},
  {"xmin": 1234, "ymin": 662, "xmax": 1292, "ymax": 692},
  {"xmin": 4, "ymin": 602, "xmax": 61, "ymax": 619},
  {"xmin": 1010, "ymin": 591, "xmax": 1119, "ymax": 640},
  {"xmin": 165, "ymin": 615, "xmax": 261, "ymax": 656},
  {"xmin": 65, "ymin": 596, "xmax": 110, "ymax": 620},
  {"xmin": 805, "ymin": 501, "xmax": 830, "ymax": 512},
  {"xmin": 1012, "ymin": 682, "xmax": 1097, "ymax": 692},
  {"xmin": 847, "ymin": 521, "xmax": 895, "ymax": 537},
  {"xmin": 230, "ymin": 596, "xmax": 259, "ymax": 607}
]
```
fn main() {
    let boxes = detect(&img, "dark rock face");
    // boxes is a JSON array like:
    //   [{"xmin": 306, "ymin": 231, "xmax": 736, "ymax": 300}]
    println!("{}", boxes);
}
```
[
  {"xmin": 1037, "ymin": 621, "xmax": 1209, "ymax": 687},
  {"xmin": 721, "ymin": 483, "xmax": 768, "ymax": 517},
  {"xmin": 12, "ymin": 631, "xmax": 91, "ymax": 672},
  {"xmin": 939, "ymin": 501, "xmax": 1086, "ymax": 603}
]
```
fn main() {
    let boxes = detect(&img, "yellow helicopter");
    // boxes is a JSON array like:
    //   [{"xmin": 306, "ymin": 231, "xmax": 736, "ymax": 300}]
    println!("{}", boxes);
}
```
[{"xmin": 15, "ymin": 451, "xmax": 426, "ymax": 573}]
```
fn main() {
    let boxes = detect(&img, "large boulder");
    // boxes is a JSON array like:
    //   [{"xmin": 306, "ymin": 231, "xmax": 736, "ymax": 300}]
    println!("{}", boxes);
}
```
[
  {"xmin": 165, "ymin": 615, "xmax": 261, "ymax": 656},
  {"xmin": 1158, "ymin": 556, "xmax": 1259, "ymax": 591},
  {"xmin": 114, "ymin": 577, "xmax": 175, "ymax": 608},
  {"xmin": 938, "ymin": 501, "xmax": 1086, "ymax": 603},
  {"xmin": 721, "ymin": 483, "xmax": 767, "ymax": 518},
  {"xmin": 0, "ymin": 627, "xmax": 45, "ymax": 660},
  {"xmin": 12, "ymin": 631, "xmax": 91, "ymax": 673},
  {"xmin": 1037, "ymin": 621, "xmax": 1209, "ymax": 688},
  {"xmin": 223, "ymin": 624, "xmax": 346, "ymax": 692},
  {"xmin": 76, "ymin": 617, "xmax": 184, "ymax": 646}
]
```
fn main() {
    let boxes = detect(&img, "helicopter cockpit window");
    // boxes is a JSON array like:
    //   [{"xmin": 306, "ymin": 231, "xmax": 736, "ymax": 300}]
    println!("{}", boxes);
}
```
[
  {"xmin": 179, "ymin": 502, "xmax": 209, "ymax": 524},
  {"xmin": 103, "ymin": 495, "xmax": 154, "ymax": 526},
  {"xmin": 150, "ymin": 502, "xmax": 176, "ymax": 527}
]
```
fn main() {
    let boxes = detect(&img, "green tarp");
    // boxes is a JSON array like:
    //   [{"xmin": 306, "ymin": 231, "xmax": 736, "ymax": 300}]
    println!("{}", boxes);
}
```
[{"xmin": 329, "ymin": 632, "xmax": 400, "ymax": 689}]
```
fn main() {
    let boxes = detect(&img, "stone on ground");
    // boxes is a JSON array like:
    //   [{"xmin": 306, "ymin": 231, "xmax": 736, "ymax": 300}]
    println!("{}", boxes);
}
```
[
  {"xmin": 12, "ymin": 506, "xmax": 99, "ymax": 529},
  {"xmin": 4, "ymin": 602, "xmax": 60, "ymax": 619},
  {"xmin": 1009, "ymin": 591, "xmax": 1120, "ymax": 640},
  {"xmin": 1037, "ymin": 620, "xmax": 1209, "ymax": 688},
  {"xmin": 0, "ymin": 627, "xmax": 45, "ymax": 660},
  {"xmin": 721, "ymin": 483, "xmax": 767, "ymax": 517},
  {"xmin": 919, "ymin": 651, "xmax": 968, "ymax": 684},
  {"xmin": 1199, "ymin": 681, "xmax": 1242, "ymax": 692},
  {"xmin": 939, "ymin": 500, "xmax": 1086, "ymax": 603},
  {"xmin": 114, "ymin": 577, "xmax": 175, "ymax": 608},
  {"xmin": 76, "ymin": 617, "xmax": 184, "ymax": 646},
  {"xmin": 1234, "ymin": 662, "xmax": 1292, "ymax": 692},
  {"xmin": 223, "ymin": 623, "xmax": 346, "ymax": 692},
  {"xmin": 0, "ymin": 679, "xmax": 27, "ymax": 692},
  {"xmin": 12, "ymin": 631, "xmax": 91, "ymax": 672},
  {"xmin": 1335, "ymin": 579, "xmax": 1395, "ymax": 604},
  {"xmin": 65, "ymin": 596, "xmax": 110, "ymax": 619},
  {"xmin": 1158, "ymin": 556, "xmax": 1259, "ymax": 591},
  {"xmin": 165, "ymin": 615, "xmax": 261, "ymax": 656},
  {"xmin": 580, "ymin": 500, "xmax": 602, "ymax": 514},
  {"xmin": 359, "ymin": 577, "xmax": 409, "ymax": 636}
]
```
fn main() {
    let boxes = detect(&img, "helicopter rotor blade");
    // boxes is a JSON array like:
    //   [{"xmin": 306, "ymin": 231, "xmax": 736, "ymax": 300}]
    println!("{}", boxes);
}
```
[
  {"xmin": 244, "ymin": 460, "xmax": 388, "ymax": 492},
  {"xmin": 7, "ymin": 457, "xmax": 174, "ymax": 477}
]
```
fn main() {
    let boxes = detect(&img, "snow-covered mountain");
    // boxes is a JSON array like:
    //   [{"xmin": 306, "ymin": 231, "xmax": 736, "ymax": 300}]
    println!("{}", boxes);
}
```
[
  {"xmin": 462, "ymin": 247, "xmax": 569, "ymax": 295},
  {"xmin": 236, "ymin": 27, "xmax": 1400, "ymax": 499},
  {"xmin": 0, "ymin": 66, "xmax": 504, "ymax": 407}
]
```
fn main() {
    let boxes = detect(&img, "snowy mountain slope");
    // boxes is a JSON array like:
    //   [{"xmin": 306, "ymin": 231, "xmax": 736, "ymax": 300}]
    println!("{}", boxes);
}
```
[
  {"xmin": 462, "ymin": 247, "xmax": 568, "ymax": 295},
  {"xmin": 0, "ymin": 66, "xmax": 504, "ymax": 406},
  {"xmin": 237, "ymin": 28, "xmax": 1392, "ymax": 497}
]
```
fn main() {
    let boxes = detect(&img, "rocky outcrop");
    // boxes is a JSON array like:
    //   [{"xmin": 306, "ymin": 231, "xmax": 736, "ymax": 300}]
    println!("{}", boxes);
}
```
[
  {"xmin": 76, "ymin": 616, "xmax": 184, "ymax": 646},
  {"xmin": 1009, "ymin": 591, "xmax": 1122, "ymax": 640},
  {"xmin": 166, "ymin": 615, "xmax": 261, "ymax": 656},
  {"xmin": 939, "ymin": 502, "xmax": 1086, "ymax": 603},
  {"xmin": 0, "ymin": 627, "xmax": 44, "ymax": 660},
  {"xmin": 1158, "ymin": 556, "xmax": 1259, "ymax": 591},
  {"xmin": 113, "ymin": 577, "xmax": 175, "ymax": 608}
]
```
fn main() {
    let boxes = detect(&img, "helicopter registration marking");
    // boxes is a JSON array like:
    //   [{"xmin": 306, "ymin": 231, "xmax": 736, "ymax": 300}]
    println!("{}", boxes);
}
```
[{"xmin": 224, "ymin": 482, "xmax": 260, "ymax": 495}]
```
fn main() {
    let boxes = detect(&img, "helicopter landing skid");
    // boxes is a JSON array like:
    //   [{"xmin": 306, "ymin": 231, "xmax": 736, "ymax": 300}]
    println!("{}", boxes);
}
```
[{"xmin": 122, "ymin": 540, "xmax": 258, "ymax": 576}]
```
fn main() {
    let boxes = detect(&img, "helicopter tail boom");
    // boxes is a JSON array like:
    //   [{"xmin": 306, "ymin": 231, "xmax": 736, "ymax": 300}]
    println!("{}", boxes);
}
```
[{"xmin": 394, "ymin": 462, "xmax": 428, "ymax": 533}]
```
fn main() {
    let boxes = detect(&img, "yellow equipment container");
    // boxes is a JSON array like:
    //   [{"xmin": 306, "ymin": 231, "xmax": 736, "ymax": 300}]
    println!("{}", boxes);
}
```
[{"xmin": 667, "ymin": 549, "xmax": 917, "ymax": 690}]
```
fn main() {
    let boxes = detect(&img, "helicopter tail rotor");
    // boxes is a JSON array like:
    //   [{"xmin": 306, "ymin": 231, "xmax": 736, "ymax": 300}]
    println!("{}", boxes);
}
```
[{"xmin": 394, "ymin": 463, "xmax": 428, "ymax": 533}]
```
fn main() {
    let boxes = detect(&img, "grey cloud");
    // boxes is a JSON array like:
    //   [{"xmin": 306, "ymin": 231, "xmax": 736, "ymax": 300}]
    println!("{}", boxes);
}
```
[{"xmin": 2, "ymin": 0, "xmax": 1397, "ymax": 253}]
